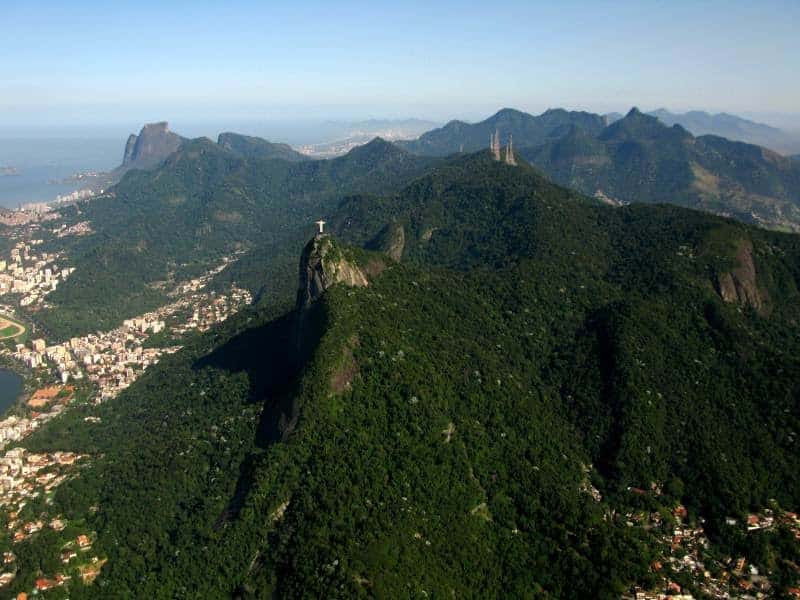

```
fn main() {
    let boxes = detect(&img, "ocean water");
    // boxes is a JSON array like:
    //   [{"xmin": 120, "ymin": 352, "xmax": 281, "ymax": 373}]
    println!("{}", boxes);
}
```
[
  {"xmin": 0, "ymin": 137, "xmax": 124, "ymax": 208},
  {"xmin": 0, "ymin": 368, "xmax": 22, "ymax": 416}
]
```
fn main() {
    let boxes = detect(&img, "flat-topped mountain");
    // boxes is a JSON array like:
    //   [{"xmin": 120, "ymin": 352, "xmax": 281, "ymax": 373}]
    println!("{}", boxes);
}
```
[
  {"xmin": 118, "ymin": 121, "xmax": 186, "ymax": 172},
  {"xmin": 116, "ymin": 124, "xmax": 311, "ymax": 174},
  {"xmin": 397, "ymin": 107, "xmax": 606, "ymax": 156}
]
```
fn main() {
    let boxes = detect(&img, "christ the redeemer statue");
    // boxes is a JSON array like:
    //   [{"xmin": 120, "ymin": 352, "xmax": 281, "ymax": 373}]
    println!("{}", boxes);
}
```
[{"xmin": 315, "ymin": 220, "xmax": 326, "ymax": 234}]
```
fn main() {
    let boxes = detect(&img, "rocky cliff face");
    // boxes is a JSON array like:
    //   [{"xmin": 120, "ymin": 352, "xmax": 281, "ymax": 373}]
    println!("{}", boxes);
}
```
[
  {"xmin": 294, "ymin": 233, "xmax": 368, "ymax": 358},
  {"xmin": 367, "ymin": 223, "xmax": 405, "ymax": 261},
  {"xmin": 716, "ymin": 239, "xmax": 763, "ymax": 311},
  {"xmin": 272, "ymin": 234, "xmax": 370, "ymax": 440},
  {"xmin": 122, "ymin": 134, "xmax": 138, "ymax": 166},
  {"xmin": 384, "ymin": 224, "xmax": 405, "ymax": 261},
  {"xmin": 120, "ymin": 122, "xmax": 184, "ymax": 170},
  {"xmin": 296, "ymin": 234, "xmax": 369, "ymax": 310}
]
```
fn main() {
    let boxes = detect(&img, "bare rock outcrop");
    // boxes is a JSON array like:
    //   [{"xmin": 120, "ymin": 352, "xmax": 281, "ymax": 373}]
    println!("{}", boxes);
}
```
[
  {"xmin": 385, "ymin": 224, "xmax": 405, "ymax": 261},
  {"xmin": 276, "ymin": 234, "xmax": 370, "ymax": 440},
  {"xmin": 716, "ymin": 239, "xmax": 763, "ymax": 311},
  {"xmin": 296, "ymin": 234, "xmax": 368, "ymax": 310},
  {"xmin": 294, "ymin": 233, "xmax": 369, "ymax": 353},
  {"xmin": 119, "ymin": 122, "xmax": 185, "ymax": 171}
]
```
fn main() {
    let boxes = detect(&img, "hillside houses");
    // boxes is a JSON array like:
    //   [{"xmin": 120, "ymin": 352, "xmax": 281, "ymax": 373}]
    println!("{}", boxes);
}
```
[
  {"xmin": 0, "ymin": 408, "xmax": 63, "ymax": 452},
  {"xmin": 9, "ymin": 256, "xmax": 251, "ymax": 398},
  {"xmin": 0, "ymin": 240, "xmax": 74, "ymax": 307}
]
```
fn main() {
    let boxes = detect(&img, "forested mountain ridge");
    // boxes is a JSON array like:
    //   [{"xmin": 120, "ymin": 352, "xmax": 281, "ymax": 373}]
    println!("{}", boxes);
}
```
[
  {"xmin": 521, "ymin": 108, "xmax": 800, "ymax": 231},
  {"xmin": 397, "ymin": 107, "xmax": 607, "ymax": 156},
  {"xmin": 217, "ymin": 132, "xmax": 310, "ymax": 162},
  {"xmin": 605, "ymin": 109, "xmax": 800, "ymax": 154},
  {"xmin": 35, "ymin": 109, "xmax": 800, "ymax": 340},
  {"xmin": 647, "ymin": 108, "xmax": 800, "ymax": 154},
  {"xmin": 13, "ymin": 152, "xmax": 800, "ymax": 598},
  {"xmin": 38, "ymin": 137, "xmax": 436, "ymax": 338},
  {"xmin": 396, "ymin": 107, "xmax": 800, "ymax": 232}
]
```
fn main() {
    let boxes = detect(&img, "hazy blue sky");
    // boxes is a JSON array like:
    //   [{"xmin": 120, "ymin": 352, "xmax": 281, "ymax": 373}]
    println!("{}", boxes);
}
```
[{"xmin": 2, "ymin": 0, "xmax": 799, "ymax": 128}]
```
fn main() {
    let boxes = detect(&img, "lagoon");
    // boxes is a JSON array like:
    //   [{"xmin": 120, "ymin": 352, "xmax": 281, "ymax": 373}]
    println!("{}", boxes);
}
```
[{"xmin": 0, "ymin": 368, "xmax": 22, "ymax": 416}]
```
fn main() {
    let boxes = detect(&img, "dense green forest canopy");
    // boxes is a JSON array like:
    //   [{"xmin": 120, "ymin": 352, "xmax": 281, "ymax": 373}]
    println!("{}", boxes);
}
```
[
  {"xmin": 397, "ymin": 107, "xmax": 606, "ymax": 156},
  {"xmin": 37, "ymin": 137, "xmax": 436, "ymax": 338},
  {"xmin": 11, "ymin": 152, "xmax": 800, "ymax": 597},
  {"xmin": 34, "ymin": 110, "xmax": 800, "ymax": 343},
  {"xmin": 521, "ymin": 109, "xmax": 800, "ymax": 231},
  {"xmin": 396, "ymin": 106, "xmax": 800, "ymax": 232},
  {"xmin": 217, "ymin": 132, "xmax": 310, "ymax": 162}
]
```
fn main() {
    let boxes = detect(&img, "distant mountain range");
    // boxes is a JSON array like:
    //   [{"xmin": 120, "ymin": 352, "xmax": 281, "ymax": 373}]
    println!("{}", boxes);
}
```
[
  {"xmin": 605, "ymin": 109, "xmax": 800, "ymax": 154},
  {"xmin": 111, "ymin": 119, "xmax": 441, "ymax": 172},
  {"xmin": 48, "ymin": 110, "xmax": 800, "ymax": 328},
  {"xmin": 396, "ymin": 108, "xmax": 606, "ymax": 155},
  {"xmin": 78, "ymin": 109, "xmax": 800, "ymax": 239},
  {"xmin": 521, "ymin": 108, "xmax": 800, "ymax": 230},
  {"xmin": 395, "ymin": 107, "xmax": 800, "ymax": 231},
  {"xmin": 43, "ymin": 108, "xmax": 800, "ymax": 339},
  {"xmin": 114, "ymin": 123, "xmax": 316, "ymax": 174}
]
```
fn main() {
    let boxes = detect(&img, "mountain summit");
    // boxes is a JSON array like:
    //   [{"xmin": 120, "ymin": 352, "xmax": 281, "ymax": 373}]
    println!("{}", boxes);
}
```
[
  {"xmin": 521, "ymin": 108, "xmax": 800, "ymax": 230},
  {"xmin": 217, "ymin": 132, "xmax": 309, "ymax": 162},
  {"xmin": 649, "ymin": 108, "xmax": 800, "ymax": 154},
  {"xmin": 119, "ymin": 121, "xmax": 185, "ymax": 172},
  {"xmin": 604, "ymin": 109, "xmax": 800, "ymax": 154},
  {"xmin": 397, "ymin": 107, "xmax": 606, "ymax": 156}
]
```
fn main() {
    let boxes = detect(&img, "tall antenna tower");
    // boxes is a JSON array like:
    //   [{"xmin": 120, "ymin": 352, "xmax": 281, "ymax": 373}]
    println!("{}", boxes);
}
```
[
  {"xmin": 504, "ymin": 134, "xmax": 516, "ymax": 166},
  {"xmin": 491, "ymin": 129, "xmax": 501, "ymax": 161}
]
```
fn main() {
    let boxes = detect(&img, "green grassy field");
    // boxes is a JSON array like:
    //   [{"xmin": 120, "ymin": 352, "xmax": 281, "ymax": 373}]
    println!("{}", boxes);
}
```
[{"xmin": 0, "ymin": 316, "xmax": 26, "ymax": 341}]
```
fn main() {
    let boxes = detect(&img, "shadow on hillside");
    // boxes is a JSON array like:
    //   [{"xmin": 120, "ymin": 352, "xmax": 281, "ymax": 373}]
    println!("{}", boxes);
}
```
[
  {"xmin": 193, "ymin": 302, "xmax": 327, "ymax": 523},
  {"xmin": 194, "ymin": 310, "xmax": 298, "ymax": 446}
]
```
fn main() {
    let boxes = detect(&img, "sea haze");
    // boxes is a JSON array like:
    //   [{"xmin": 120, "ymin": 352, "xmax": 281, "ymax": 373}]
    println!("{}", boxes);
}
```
[{"xmin": 0, "ymin": 137, "xmax": 123, "ymax": 208}]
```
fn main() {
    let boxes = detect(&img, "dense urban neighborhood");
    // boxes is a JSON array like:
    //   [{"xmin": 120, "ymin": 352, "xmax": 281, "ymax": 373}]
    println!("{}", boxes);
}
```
[
  {"xmin": 625, "ymin": 497, "xmax": 800, "ymax": 599},
  {"xmin": 0, "ymin": 240, "xmax": 74, "ymax": 309},
  {"xmin": 0, "ymin": 203, "xmax": 255, "ymax": 596}
]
